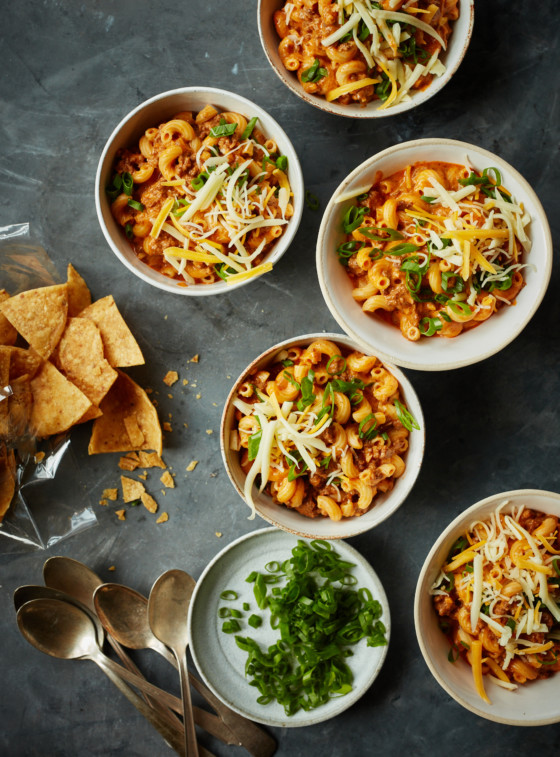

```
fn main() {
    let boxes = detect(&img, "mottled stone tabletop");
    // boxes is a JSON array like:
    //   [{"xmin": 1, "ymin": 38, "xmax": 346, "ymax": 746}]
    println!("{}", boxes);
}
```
[{"xmin": 1, "ymin": 1, "xmax": 559, "ymax": 755}]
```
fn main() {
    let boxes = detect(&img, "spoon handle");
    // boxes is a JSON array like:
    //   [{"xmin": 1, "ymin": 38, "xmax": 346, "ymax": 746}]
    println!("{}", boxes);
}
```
[
  {"xmin": 177, "ymin": 650, "xmax": 200, "ymax": 757},
  {"xmin": 94, "ymin": 656, "xmax": 186, "ymax": 757}
]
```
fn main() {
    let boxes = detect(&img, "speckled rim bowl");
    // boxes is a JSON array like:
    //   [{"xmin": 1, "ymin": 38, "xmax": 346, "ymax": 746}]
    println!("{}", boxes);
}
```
[
  {"xmin": 95, "ymin": 86, "xmax": 304, "ymax": 296},
  {"xmin": 258, "ymin": 0, "xmax": 474, "ymax": 118},
  {"xmin": 220, "ymin": 332, "xmax": 425, "ymax": 539},
  {"xmin": 187, "ymin": 527, "xmax": 391, "ymax": 727},
  {"xmin": 414, "ymin": 489, "xmax": 560, "ymax": 726},
  {"xmin": 316, "ymin": 138, "xmax": 553, "ymax": 371}
]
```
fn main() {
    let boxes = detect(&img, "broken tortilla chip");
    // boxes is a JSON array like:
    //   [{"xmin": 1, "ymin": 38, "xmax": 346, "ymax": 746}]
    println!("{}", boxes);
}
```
[
  {"xmin": 0, "ymin": 290, "xmax": 17, "ymax": 346},
  {"xmin": 0, "ymin": 347, "xmax": 11, "ymax": 437},
  {"xmin": 140, "ymin": 492, "xmax": 158, "ymax": 513},
  {"xmin": 54, "ymin": 317, "xmax": 117, "ymax": 407},
  {"xmin": 0, "ymin": 283, "xmax": 68, "ymax": 359},
  {"xmin": 88, "ymin": 370, "xmax": 162, "ymax": 455},
  {"xmin": 121, "ymin": 475, "xmax": 145, "ymax": 503},
  {"xmin": 119, "ymin": 452, "xmax": 140, "ymax": 471},
  {"xmin": 30, "ymin": 360, "xmax": 92, "ymax": 438},
  {"xmin": 79, "ymin": 296, "xmax": 144, "ymax": 368},
  {"xmin": 160, "ymin": 471, "xmax": 175, "ymax": 488},
  {"xmin": 138, "ymin": 451, "xmax": 166, "ymax": 469},
  {"xmin": 67, "ymin": 264, "xmax": 92, "ymax": 317},
  {"xmin": 0, "ymin": 443, "xmax": 16, "ymax": 522}
]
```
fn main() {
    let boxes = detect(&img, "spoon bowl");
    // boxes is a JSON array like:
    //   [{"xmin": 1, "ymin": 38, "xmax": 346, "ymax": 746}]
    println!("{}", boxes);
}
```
[{"xmin": 17, "ymin": 597, "xmax": 100, "ymax": 660}]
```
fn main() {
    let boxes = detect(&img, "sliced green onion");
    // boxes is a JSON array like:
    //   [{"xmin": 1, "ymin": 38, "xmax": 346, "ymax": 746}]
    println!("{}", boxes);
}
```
[
  {"xmin": 394, "ymin": 400, "xmax": 420, "ymax": 432},
  {"xmin": 210, "ymin": 118, "xmax": 237, "ymax": 138},
  {"xmin": 122, "ymin": 172, "xmax": 133, "ymax": 195},
  {"xmin": 241, "ymin": 116, "xmax": 258, "ymax": 140},
  {"xmin": 248, "ymin": 614, "xmax": 262, "ymax": 628},
  {"xmin": 326, "ymin": 355, "xmax": 346, "ymax": 375},
  {"xmin": 127, "ymin": 199, "xmax": 144, "ymax": 211},
  {"xmin": 221, "ymin": 619, "xmax": 241, "ymax": 634},
  {"xmin": 358, "ymin": 413, "xmax": 378, "ymax": 441},
  {"xmin": 220, "ymin": 590, "xmax": 238, "ymax": 601},
  {"xmin": 124, "ymin": 222, "xmax": 134, "ymax": 240},
  {"xmin": 356, "ymin": 225, "xmax": 403, "ymax": 242},
  {"xmin": 276, "ymin": 155, "xmax": 288, "ymax": 171},
  {"xmin": 301, "ymin": 59, "xmax": 328, "ymax": 83},
  {"xmin": 421, "ymin": 195, "xmax": 436, "ymax": 203},
  {"xmin": 342, "ymin": 206, "xmax": 366, "ymax": 233}
]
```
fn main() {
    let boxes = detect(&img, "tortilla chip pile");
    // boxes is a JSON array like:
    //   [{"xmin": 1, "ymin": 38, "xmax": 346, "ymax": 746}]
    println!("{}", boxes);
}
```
[{"xmin": 0, "ymin": 265, "xmax": 162, "ymax": 522}]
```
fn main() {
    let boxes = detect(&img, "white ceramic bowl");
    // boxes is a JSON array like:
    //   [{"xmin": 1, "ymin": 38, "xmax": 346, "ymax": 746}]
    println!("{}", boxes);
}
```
[
  {"xmin": 95, "ymin": 87, "xmax": 304, "ymax": 296},
  {"xmin": 317, "ymin": 138, "xmax": 553, "ymax": 370},
  {"xmin": 258, "ymin": 0, "xmax": 474, "ymax": 118},
  {"xmin": 414, "ymin": 489, "xmax": 560, "ymax": 726},
  {"xmin": 220, "ymin": 332, "xmax": 425, "ymax": 539},
  {"xmin": 188, "ymin": 527, "xmax": 391, "ymax": 727}
]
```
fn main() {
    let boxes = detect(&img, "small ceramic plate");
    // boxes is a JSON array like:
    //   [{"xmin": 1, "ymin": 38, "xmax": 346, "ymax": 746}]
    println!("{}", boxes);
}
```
[{"xmin": 188, "ymin": 528, "xmax": 390, "ymax": 727}]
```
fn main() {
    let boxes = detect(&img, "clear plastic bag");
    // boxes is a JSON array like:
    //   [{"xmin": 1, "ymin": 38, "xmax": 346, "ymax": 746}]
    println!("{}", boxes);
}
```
[{"xmin": 0, "ymin": 223, "xmax": 97, "ymax": 553}]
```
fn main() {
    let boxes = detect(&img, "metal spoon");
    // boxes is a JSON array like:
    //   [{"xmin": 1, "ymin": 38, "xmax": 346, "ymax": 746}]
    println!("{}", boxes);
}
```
[
  {"xmin": 14, "ymin": 585, "xmax": 104, "ymax": 647},
  {"xmin": 43, "ymin": 556, "xmax": 156, "ymax": 708},
  {"xmin": 94, "ymin": 583, "xmax": 240, "ymax": 747},
  {"xmin": 16, "ymin": 598, "xmax": 186, "ymax": 757},
  {"xmin": 149, "ymin": 571, "xmax": 199, "ymax": 757},
  {"xmin": 93, "ymin": 581, "xmax": 276, "ymax": 757}
]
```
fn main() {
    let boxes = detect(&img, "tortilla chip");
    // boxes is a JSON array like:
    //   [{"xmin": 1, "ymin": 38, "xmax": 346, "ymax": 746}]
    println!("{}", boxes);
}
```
[
  {"xmin": 160, "ymin": 471, "xmax": 175, "ymax": 488},
  {"xmin": 115, "ymin": 509, "xmax": 126, "ymax": 521},
  {"xmin": 103, "ymin": 488, "xmax": 118, "ymax": 501},
  {"xmin": 123, "ymin": 414, "xmax": 144, "ymax": 448},
  {"xmin": 54, "ymin": 318, "xmax": 117, "ymax": 407},
  {"xmin": 75, "ymin": 405, "xmax": 104, "ymax": 424},
  {"xmin": 138, "ymin": 451, "xmax": 166, "ymax": 469},
  {"xmin": 0, "ymin": 284, "xmax": 68, "ymax": 359},
  {"xmin": 3, "ymin": 375, "xmax": 33, "ymax": 440},
  {"xmin": 163, "ymin": 371, "xmax": 178, "ymax": 386},
  {"xmin": 79, "ymin": 296, "xmax": 144, "ymax": 368},
  {"xmin": 67, "ymin": 264, "xmax": 92, "ymax": 317},
  {"xmin": 121, "ymin": 475, "xmax": 145, "ymax": 503},
  {"xmin": 0, "ymin": 443, "xmax": 16, "ymax": 522},
  {"xmin": 30, "ymin": 360, "xmax": 92, "ymax": 438},
  {"xmin": 156, "ymin": 512, "xmax": 169, "ymax": 524},
  {"xmin": 0, "ymin": 290, "xmax": 17, "ymax": 346},
  {"xmin": 88, "ymin": 370, "xmax": 162, "ymax": 455},
  {"xmin": 119, "ymin": 452, "xmax": 140, "ymax": 471},
  {"xmin": 141, "ymin": 492, "xmax": 158, "ymax": 513},
  {"xmin": 9, "ymin": 347, "xmax": 42, "ymax": 380}
]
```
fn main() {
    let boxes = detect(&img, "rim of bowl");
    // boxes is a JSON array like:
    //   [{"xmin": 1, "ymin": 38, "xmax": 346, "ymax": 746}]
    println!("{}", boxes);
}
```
[
  {"xmin": 414, "ymin": 488, "xmax": 560, "ymax": 726},
  {"xmin": 257, "ymin": 0, "xmax": 474, "ymax": 119},
  {"xmin": 95, "ymin": 86, "xmax": 304, "ymax": 296},
  {"xmin": 187, "ymin": 525, "xmax": 391, "ymax": 727},
  {"xmin": 316, "ymin": 137, "xmax": 553, "ymax": 371},
  {"xmin": 220, "ymin": 332, "xmax": 425, "ymax": 539}
]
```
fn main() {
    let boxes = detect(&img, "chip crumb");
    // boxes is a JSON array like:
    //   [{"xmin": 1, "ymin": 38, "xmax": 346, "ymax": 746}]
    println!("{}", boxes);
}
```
[
  {"xmin": 190, "ymin": 354, "xmax": 199, "ymax": 363},
  {"xmin": 99, "ymin": 499, "xmax": 108, "ymax": 506},
  {"xmin": 145, "ymin": 387, "xmax": 153, "ymax": 394},
  {"xmin": 151, "ymin": 398, "xmax": 158, "ymax": 407},
  {"xmin": 115, "ymin": 509, "xmax": 126, "ymax": 521},
  {"xmin": 167, "ymin": 394, "xmax": 173, "ymax": 400},
  {"xmin": 138, "ymin": 451, "xmax": 166, "ymax": 469},
  {"xmin": 205, "ymin": 429, "xmax": 213, "ymax": 435},
  {"xmin": 121, "ymin": 476, "xmax": 146, "ymax": 503},
  {"xmin": 183, "ymin": 422, "xmax": 188, "ymax": 428},
  {"xmin": 209, "ymin": 472, "xmax": 218, "ymax": 478},
  {"xmin": 182, "ymin": 379, "xmax": 189, "ymax": 386},
  {"xmin": 102, "ymin": 488, "xmax": 118, "ymax": 501},
  {"xmin": 119, "ymin": 452, "xmax": 140, "ymax": 471},
  {"xmin": 186, "ymin": 460, "xmax": 198, "ymax": 472},
  {"xmin": 160, "ymin": 471, "xmax": 175, "ymax": 488},
  {"xmin": 138, "ymin": 471, "xmax": 148, "ymax": 480},
  {"xmin": 34, "ymin": 451, "xmax": 46, "ymax": 463},
  {"xmin": 156, "ymin": 512, "xmax": 169, "ymax": 524},
  {"xmin": 168, "ymin": 413, "xmax": 172, "ymax": 418},
  {"xmin": 164, "ymin": 315, "xmax": 168, "ymax": 321},
  {"xmin": 140, "ymin": 492, "xmax": 158, "ymax": 514},
  {"xmin": 215, "ymin": 531, "xmax": 222, "ymax": 538},
  {"xmin": 108, "ymin": 565, "xmax": 116, "ymax": 571},
  {"xmin": 212, "ymin": 403, "xmax": 218, "ymax": 407},
  {"xmin": 195, "ymin": 393, "xmax": 201, "ymax": 400},
  {"xmin": 163, "ymin": 421, "xmax": 172, "ymax": 432},
  {"xmin": 161, "ymin": 489, "xmax": 166, "ymax": 496}
]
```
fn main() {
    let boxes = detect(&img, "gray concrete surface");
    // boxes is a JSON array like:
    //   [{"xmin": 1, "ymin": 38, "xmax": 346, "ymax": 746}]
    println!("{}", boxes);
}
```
[{"xmin": 1, "ymin": 1, "xmax": 559, "ymax": 755}]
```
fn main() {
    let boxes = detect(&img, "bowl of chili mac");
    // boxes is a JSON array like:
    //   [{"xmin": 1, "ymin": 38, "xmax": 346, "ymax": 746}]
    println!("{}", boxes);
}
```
[
  {"xmin": 258, "ymin": 0, "xmax": 474, "ymax": 118},
  {"xmin": 95, "ymin": 87, "xmax": 304, "ymax": 295},
  {"xmin": 414, "ymin": 489, "xmax": 560, "ymax": 725},
  {"xmin": 316, "ymin": 138, "xmax": 552, "ymax": 371},
  {"xmin": 220, "ymin": 333, "xmax": 425, "ymax": 539}
]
